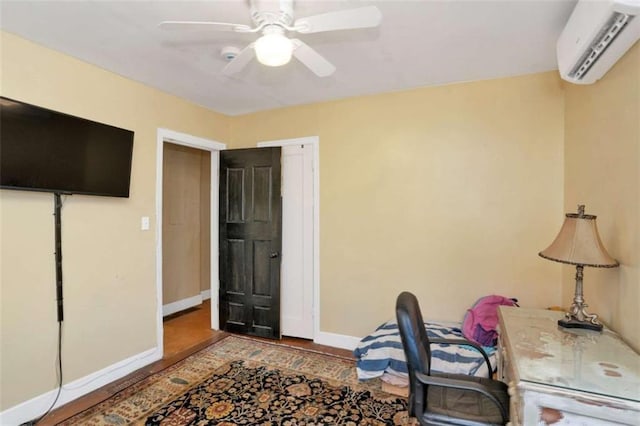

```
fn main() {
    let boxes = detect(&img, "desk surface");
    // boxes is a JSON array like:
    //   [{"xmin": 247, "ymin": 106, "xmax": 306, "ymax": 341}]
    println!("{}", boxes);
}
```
[{"xmin": 498, "ymin": 307, "xmax": 640, "ymax": 403}]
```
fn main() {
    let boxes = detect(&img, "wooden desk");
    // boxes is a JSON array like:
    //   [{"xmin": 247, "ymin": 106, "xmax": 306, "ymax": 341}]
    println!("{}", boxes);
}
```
[{"xmin": 497, "ymin": 307, "xmax": 640, "ymax": 425}]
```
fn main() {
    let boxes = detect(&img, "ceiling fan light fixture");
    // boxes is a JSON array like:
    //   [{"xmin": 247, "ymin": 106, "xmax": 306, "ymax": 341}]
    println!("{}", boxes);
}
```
[
  {"xmin": 161, "ymin": 5, "xmax": 382, "ymax": 76},
  {"xmin": 255, "ymin": 30, "xmax": 293, "ymax": 67}
]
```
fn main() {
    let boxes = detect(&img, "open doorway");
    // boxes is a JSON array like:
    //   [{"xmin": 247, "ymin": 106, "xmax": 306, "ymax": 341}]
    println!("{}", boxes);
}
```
[
  {"xmin": 162, "ymin": 143, "xmax": 212, "ymax": 357},
  {"xmin": 155, "ymin": 129, "xmax": 225, "ymax": 358},
  {"xmin": 155, "ymin": 131, "xmax": 320, "ymax": 356}
]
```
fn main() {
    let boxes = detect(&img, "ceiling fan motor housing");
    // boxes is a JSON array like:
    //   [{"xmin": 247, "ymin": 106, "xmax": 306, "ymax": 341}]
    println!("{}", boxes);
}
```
[{"xmin": 251, "ymin": 0, "xmax": 294, "ymax": 27}]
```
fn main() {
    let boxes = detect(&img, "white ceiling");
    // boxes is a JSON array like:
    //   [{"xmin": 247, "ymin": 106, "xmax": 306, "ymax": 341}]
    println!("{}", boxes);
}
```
[{"xmin": 0, "ymin": 0, "xmax": 577, "ymax": 116}]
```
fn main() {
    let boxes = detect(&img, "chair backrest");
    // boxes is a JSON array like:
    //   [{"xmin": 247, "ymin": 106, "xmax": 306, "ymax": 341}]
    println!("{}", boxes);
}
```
[{"xmin": 396, "ymin": 291, "xmax": 431, "ymax": 415}]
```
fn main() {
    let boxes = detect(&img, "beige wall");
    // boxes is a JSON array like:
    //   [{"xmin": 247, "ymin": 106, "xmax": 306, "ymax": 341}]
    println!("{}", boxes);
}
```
[
  {"xmin": 0, "ymin": 32, "xmax": 229, "ymax": 409},
  {"xmin": 230, "ymin": 72, "xmax": 566, "ymax": 337},
  {"xmin": 564, "ymin": 42, "xmax": 640, "ymax": 351}
]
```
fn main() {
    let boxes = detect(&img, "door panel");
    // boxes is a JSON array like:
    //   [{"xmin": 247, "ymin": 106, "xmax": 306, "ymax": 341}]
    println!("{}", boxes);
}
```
[
  {"xmin": 281, "ymin": 144, "xmax": 314, "ymax": 339},
  {"xmin": 226, "ymin": 168, "xmax": 244, "ymax": 222},
  {"xmin": 219, "ymin": 147, "xmax": 281, "ymax": 339},
  {"xmin": 252, "ymin": 167, "xmax": 273, "ymax": 222}
]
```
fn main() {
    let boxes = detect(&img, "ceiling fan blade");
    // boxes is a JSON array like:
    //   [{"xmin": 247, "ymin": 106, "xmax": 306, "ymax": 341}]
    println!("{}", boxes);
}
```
[
  {"xmin": 293, "ymin": 6, "xmax": 382, "ymax": 34},
  {"xmin": 159, "ymin": 21, "xmax": 253, "ymax": 32},
  {"xmin": 222, "ymin": 44, "xmax": 255, "ymax": 75},
  {"xmin": 291, "ymin": 39, "xmax": 335, "ymax": 77}
]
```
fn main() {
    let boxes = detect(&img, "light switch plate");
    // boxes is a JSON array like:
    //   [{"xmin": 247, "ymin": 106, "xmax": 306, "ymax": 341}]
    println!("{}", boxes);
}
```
[{"xmin": 141, "ymin": 216, "xmax": 150, "ymax": 231}]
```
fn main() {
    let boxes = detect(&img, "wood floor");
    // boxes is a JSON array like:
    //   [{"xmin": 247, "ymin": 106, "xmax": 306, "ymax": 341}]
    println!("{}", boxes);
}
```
[
  {"xmin": 162, "ymin": 299, "xmax": 218, "ymax": 358},
  {"xmin": 35, "ymin": 300, "xmax": 352, "ymax": 425}
]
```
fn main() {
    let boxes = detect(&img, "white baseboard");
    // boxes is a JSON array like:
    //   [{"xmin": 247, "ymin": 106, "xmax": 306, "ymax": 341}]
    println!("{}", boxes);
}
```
[
  {"xmin": 162, "ymin": 294, "xmax": 203, "ymax": 317},
  {"xmin": 314, "ymin": 331, "xmax": 361, "ymax": 351},
  {"xmin": 0, "ymin": 346, "xmax": 162, "ymax": 426},
  {"xmin": 201, "ymin": 289, "xmax": 211, "ymax": 300}
]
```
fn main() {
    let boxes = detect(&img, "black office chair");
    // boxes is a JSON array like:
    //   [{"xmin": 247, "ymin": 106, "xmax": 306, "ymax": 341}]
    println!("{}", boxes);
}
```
[{"xmin": 396, "ymin": 291, "xmax": 510, "ymax": 425}]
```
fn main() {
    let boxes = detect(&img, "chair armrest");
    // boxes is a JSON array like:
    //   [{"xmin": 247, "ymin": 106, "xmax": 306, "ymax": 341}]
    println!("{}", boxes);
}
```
[
  {"xmin": 414, "ymin": 372, "xmax": 508, "ymax": 423},
  {"xmin": 428, "ymin": 337, "xmax": 493, "ymax": 378}
]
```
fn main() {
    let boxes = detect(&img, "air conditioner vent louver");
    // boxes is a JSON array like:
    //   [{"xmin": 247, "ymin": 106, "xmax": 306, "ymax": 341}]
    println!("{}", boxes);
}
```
[
  {"xmin": 557, "ymin": 0, "xmax": 640, "ymax": 85},
  {"xmin": 569, "ymin": 13, "xmax": 631, "ymax": 80}
]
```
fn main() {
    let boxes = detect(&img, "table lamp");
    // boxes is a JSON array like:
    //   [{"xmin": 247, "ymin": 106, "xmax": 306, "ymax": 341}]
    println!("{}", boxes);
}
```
[{"xmin": 539, "ymin": 205, "xmax": 619, "ymax": 331}]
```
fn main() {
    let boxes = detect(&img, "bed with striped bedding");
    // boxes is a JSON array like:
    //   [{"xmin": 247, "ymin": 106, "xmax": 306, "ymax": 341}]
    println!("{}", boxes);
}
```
[{"xmin": 353, "ymin": 319, "xmax": 496, "ymax": 385}]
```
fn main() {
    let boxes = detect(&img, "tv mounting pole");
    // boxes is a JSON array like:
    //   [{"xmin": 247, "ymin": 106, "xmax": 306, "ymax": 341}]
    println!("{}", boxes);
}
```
[
  {"xmin": 54, "ymin": 193, "xmax": 64, "ymax": 322},
  {"xmin": 19, "ymin": 194, "xmax": 66, "ymax": 426}
]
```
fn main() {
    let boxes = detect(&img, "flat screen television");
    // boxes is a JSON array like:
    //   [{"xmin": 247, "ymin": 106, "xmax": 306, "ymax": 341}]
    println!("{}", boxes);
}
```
[{"xmin": 0, "ymin": 97, "xmax": 134, "ymax": 197}]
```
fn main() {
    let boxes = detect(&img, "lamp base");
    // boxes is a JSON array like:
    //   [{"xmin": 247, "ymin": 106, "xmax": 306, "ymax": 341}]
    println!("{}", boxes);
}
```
[
  {"xmin": 557, "ymin": 264, "xmax": 604, "ymax": 332},
  {"xmin": 558, "ymin": 316, "xmax": 603, "ymax": 332}
]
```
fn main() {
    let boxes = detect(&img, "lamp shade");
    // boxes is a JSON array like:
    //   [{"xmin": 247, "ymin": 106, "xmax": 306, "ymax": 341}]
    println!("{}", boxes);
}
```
[
  {"xmin": 255, "ymin": 32, "xmax": 293, "ymax": 67},
  {"xmin": 539, "ymin": 207, "xmax": 618, "ymax": 268}
]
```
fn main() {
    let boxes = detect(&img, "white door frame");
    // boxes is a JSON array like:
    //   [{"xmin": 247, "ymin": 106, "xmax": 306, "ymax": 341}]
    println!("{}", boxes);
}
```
[
  {"xmin": 155, "ymin": 128, "xmax": 225, "ymax": 355},
  {"xmin": 257, "ymin": 136, "xmax": 320, "ymax": 340}
]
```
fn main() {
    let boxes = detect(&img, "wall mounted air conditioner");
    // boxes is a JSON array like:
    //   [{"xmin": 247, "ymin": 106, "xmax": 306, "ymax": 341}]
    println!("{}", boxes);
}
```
[{"xmin": 557, "ymin": 0, "xmax": 640, "ymax": 84}]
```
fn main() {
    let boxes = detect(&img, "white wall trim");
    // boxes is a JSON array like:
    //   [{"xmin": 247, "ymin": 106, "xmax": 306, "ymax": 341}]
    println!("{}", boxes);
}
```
[
  {"xmin": 314, "ymin": 332, "xmax": 361, "ymax": 351},
  {"xmin": 312, "ymin": 140, "xmax": 320, "ymax": 342},
  {"xmin": 156, "ymin": 129, "xmax": 225, "ymax": 356},
  {"xmin": 257, "ymin": 137, "xmax": 320, "ymax": 341},
  {"xmin": 258, "ymin": 137, "xmax": 318, "ymax": 148},
  {"xmin": 0, "ymin": 347, "xmax": 161, "ymax": 426},
  {"xmin": 162, "ymin": 294, "xmax": 203, "ymax": 317},
  {"xmin": 158, "ymin": 128, "xmax": 224, "ymax": 152},
  {"xmin": 201, "ymin": 289, "xmax": 211, "ymax": 300},
  {"xmin": 209, "ymin": 152, "xmax": 220, "ymax": 330}
]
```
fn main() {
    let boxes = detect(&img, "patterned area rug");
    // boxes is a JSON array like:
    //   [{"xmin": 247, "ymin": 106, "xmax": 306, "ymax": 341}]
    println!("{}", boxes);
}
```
[{"xmin": 61, "ymin": 336, "xmax": 416, "ymax": 425}]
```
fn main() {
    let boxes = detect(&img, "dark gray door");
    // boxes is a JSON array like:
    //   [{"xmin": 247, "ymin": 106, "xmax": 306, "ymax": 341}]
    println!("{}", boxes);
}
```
[{"xmin": 219, "ymin": 147, "xmax": 282, "ymax": 339}]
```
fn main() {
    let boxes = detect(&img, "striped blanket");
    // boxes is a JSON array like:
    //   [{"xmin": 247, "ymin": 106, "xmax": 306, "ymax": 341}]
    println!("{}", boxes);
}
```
[{"xmin": 354, "ymin": 319, "xmax": 496, "ymax": 384}]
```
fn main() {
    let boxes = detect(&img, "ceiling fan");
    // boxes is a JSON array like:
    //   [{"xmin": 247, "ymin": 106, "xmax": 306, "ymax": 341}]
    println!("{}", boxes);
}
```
[{"xmin": 159, "ymin": 0, "xmax": 382, "ymax": 77}]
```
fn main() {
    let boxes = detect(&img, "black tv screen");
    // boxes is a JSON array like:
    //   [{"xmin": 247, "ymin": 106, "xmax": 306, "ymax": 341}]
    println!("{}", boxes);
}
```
[{"xmin": 0, "ymin": 97, "xmax": 134, "ymax": 197}]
